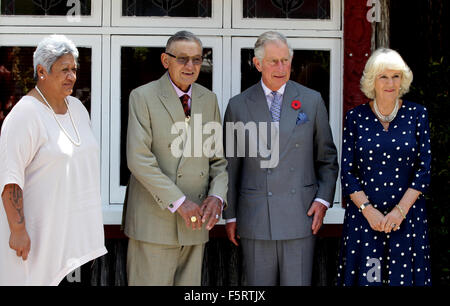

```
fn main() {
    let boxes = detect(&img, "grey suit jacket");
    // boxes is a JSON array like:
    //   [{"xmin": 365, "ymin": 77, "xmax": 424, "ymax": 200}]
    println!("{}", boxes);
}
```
[
  {"xmin": 223, "ymin": 80, "xmax": 338, "ymax": 240},
  {"xmin": 122, "ymin": 72, "xmax": 228, "ymax": 246}
]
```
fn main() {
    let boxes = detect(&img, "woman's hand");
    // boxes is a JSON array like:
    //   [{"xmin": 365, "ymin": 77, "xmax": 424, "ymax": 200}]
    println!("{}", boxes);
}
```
[
  {"xmin": 380, "ymin": 189, "xmax": 418, "ymax": 233},
  {"xmin": 381, "ymin": 206, "xmax": 405, "ymax": 233},
  {"xmin": 362, "ymin": 206, "xmax": 385, "ymax": 231},
  {"xmin": 9, "ymin": 228, "xmax": 31, "ymax": 260}
]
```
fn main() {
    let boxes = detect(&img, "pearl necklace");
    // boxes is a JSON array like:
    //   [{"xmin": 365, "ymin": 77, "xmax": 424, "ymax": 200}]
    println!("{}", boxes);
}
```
[
  {"xmin": 373, "ymin": 98, "xmax": 400, "ymax": 123},
  {"xmin": 35, "ymin": 86, "xmax": 81, "ymax": 146}
]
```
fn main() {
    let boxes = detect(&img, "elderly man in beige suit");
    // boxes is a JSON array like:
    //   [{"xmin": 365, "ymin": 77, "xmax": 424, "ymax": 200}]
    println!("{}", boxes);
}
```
[{"xmin": 122, "ymin": 31, "xmax": 228, "ymax": 286}]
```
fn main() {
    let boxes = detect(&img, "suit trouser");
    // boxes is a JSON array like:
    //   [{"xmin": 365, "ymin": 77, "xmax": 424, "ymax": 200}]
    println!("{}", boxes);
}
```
[
  {"xmin": 127, "ymin": 238, "xmax": 205, "ymax": 286},
  {"xmin": 240, "ymin": 236, "xmax": 316, "ymax": 286}
]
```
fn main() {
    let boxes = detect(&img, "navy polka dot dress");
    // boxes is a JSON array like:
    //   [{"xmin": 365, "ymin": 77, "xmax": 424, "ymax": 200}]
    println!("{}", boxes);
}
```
[{"xmin": 337, "ymin": 100, "xmax": 432, "ymax": 286}]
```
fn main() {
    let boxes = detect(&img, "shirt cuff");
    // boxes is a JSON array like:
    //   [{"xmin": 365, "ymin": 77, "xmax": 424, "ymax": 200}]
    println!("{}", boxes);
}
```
[
  {"xmin": 226, "ymin": 218, "xmax": 237, "ymax": 223},
  {"xmin": 314, "ymin": 198, "xmax": 330, "ymax": 209},
  {"xmin": 168, "ymin": 195, "xmax": 186, "ymax": 213},
  {"xmin": 168, "ymin": 195, "xmax": 224, "ymax": 213}
]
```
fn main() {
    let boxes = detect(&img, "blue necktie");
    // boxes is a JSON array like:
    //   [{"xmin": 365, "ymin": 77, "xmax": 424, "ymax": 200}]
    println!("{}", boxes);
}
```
[{"xmin": 270, "ymin": 91, "xmax": 282, "ymax": 122}]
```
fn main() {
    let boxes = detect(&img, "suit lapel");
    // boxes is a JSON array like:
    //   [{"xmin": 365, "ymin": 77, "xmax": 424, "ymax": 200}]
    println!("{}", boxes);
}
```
[
  {"xmin": 279, "ymin": 81, "xmax": 303, "ymax": 152},
  {"xmin": 246, "ymin": 83, "xmax": 272, "ymax": 124},
  {"xmin": 177, "ymin": 83, "xmax": 206, "ymax": 168},
  {"xmin": 245, "ymin": 83, "xmax": 272, "ymax": 151},
  {"xmin": 190, "ymin": 83, "xmax": 205, "ymax": 119},
  {"xmin": 246, "ymin": 81, "xmax": 305, "ymax": 154},
  {"xmin": 158, "ymin": 72, "xmax": 186, "ymax": 125}
]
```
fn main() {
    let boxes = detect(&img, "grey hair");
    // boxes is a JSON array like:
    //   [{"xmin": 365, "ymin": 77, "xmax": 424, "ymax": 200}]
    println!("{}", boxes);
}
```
[
  {"xmin": 33, "ymin": 34, "xmax": 79, "ymax": 79},
  {"xmin": 254, "ymin": 31, "xmax": 293, "ymax": 63},
  {"xmin": 360, "ymin": 48, "xmax": 413, "ymax": 99},
  {"xmin": 165, "ymin": 31, "xmax": 203, "ymax": 53}
]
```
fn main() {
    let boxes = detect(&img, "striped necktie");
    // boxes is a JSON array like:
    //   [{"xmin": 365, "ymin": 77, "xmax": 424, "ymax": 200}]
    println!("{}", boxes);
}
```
[{"xmin": 269, "ymin": 91, "xmax": 282, "ymax": 122}]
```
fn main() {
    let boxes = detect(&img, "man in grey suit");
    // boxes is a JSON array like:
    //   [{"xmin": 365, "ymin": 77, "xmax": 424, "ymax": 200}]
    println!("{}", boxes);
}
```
[
  {"xmin": 123, "ymin": 31, "xmax": 228, "ymax": 285},
  {"xmin": 223, "ymin": 31, "xmax": 338, "ymax": 286}
]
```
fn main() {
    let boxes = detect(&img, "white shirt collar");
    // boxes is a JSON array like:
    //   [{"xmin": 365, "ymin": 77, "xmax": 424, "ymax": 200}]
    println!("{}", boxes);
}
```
[{"xmin": 260, "ymin": 79, "xmax": 286, "ymax": 97}]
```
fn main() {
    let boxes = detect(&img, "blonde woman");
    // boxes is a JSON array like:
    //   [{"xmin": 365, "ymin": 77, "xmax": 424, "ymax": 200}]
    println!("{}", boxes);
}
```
[{"xmin": 337, "ymin": 48, "xmax": 432, "ymax": 286}]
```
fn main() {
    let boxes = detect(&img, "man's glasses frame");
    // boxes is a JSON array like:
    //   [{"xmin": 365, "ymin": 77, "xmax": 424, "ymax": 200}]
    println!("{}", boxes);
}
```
[{"xmin": 165, "ymin": 52, "xmax": 204, "ymax": 66}]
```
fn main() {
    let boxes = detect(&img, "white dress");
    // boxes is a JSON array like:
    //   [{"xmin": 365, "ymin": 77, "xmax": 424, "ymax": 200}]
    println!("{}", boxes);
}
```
[{"xmin": 0, "ymin": 95, "xmax": 107, "ymax": 285}]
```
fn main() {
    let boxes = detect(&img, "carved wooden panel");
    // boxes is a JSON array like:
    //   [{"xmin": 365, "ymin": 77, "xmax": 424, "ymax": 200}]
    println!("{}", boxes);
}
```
[{"xmin": 343, "ymin": 0, "xmax": 373, "ymax": 116}]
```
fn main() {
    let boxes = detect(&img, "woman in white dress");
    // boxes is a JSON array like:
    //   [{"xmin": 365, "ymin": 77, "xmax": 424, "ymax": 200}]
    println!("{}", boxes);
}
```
[{"xmin": 0, "ymin": 35, "xmax": 107, "ymax": 285}]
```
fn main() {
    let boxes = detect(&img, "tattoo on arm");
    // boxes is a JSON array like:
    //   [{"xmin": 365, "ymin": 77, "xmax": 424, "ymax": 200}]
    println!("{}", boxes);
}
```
[{"xmin": 9, "ymin": 185, "xmax": 24, "ymax": 224}]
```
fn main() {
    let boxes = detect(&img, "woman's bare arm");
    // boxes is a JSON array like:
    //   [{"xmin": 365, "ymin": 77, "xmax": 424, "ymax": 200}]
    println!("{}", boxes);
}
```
[{"xmin": 2, "ymin": 184, "xmax": 30, "ymax": 260}]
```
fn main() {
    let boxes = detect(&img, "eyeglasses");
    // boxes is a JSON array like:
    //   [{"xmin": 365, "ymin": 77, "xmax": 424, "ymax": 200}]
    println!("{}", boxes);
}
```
[{"xmin": 165, "ymin": 52, "xmax": 203, "ymax": 66}]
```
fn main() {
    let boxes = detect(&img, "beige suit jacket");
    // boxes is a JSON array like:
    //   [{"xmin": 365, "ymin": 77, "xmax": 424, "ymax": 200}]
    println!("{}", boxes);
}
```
[{"xmin": 122, "ymin": 72, "xmax": 228, "ymax": 246}]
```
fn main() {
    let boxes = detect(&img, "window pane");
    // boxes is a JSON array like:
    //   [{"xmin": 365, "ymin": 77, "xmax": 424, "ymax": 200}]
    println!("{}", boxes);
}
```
[
  {"xmin": 243, "ymin": 0, "xmax": 330, "ymax": 19},
  {"xmin": 241, "ymin": 48, "xmax": 330, "ymax": 112},
  {"xmin": 1, "ymin": 0, "xmax": 91, "ymax": 16},
  {"xmin": 0, "ymin": 46, "xmax": 92, "ymax": 129},
  {"xmin": 122, "ymin": 0, "xmax": 212, "ymax": 17},
  {"xmin": 119, "ymin": 47, "xmax": 213, "ymax": 186}
]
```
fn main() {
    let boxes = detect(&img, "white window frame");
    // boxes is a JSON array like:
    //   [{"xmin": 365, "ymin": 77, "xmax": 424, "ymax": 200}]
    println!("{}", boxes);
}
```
[
  {"xmin": 1, "ymin": 0, "xmax": 346, "ymax": 225},
  {"xmin": 111, "ymin": 0, "xmax": 222, "ymax": 28},
  {"xmin": 0, "ymin": 0, "xmax": 103, "ymax": 26},
  {"xmin": 108, "ymin": 35, "xmax": 223, "ymax": 224},
  {"xmin": 230, "ymin": 36, "xmax": 344, "ymax": 223},
  {"xmin": 0, "ymin": 34, "xmax": 102, "ymax": 141},
  {"xmin": 232, "ymin": 0, "xmax": 341, "ymax": 30}
]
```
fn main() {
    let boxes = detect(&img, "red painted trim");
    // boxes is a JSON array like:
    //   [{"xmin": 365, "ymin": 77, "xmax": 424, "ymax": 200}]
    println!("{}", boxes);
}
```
[
  {"xmin": 343, "ymin": 0, "xmax": 373, "ymax": 116},
  {"xmin": 341, "ymin": 0, "xmax": 373, "ymax": 211},
  {"xmin": 104, "ymin": 225, "xmax": 127, "ymax": 239}
]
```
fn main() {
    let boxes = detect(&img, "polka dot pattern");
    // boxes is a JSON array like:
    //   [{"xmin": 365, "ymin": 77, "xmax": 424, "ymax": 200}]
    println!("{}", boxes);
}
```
[{"xmin": 337, "ymin": 101, "xmax": 432, "ymax": 286}]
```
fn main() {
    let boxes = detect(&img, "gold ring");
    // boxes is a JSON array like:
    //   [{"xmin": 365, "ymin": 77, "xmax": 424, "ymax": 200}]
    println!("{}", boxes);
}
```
[
  {"xmin": 190, "ymin": 216, "xmax": 197, "ymax": 223},
  {"xmin": 391, "ymin": 223, "xmax": 396, "ymax": 228}
]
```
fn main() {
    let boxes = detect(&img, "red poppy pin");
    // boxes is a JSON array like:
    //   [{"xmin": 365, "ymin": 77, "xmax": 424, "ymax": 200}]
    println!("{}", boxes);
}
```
[{"xmin": 291, "ymin": 100, "xmax": 301, "ymax": 110}]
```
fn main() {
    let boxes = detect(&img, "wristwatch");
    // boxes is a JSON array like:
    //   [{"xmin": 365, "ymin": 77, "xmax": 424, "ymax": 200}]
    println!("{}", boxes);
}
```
[{"xmin": 359, "ymin": 201, "xmax": 372, "ymax": 212}]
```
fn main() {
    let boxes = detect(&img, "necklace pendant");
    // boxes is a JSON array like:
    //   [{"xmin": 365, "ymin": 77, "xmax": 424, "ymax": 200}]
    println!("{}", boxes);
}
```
[{"xmin": 35, "ymin": 86, "xmax": 81, "ymax": 146}]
